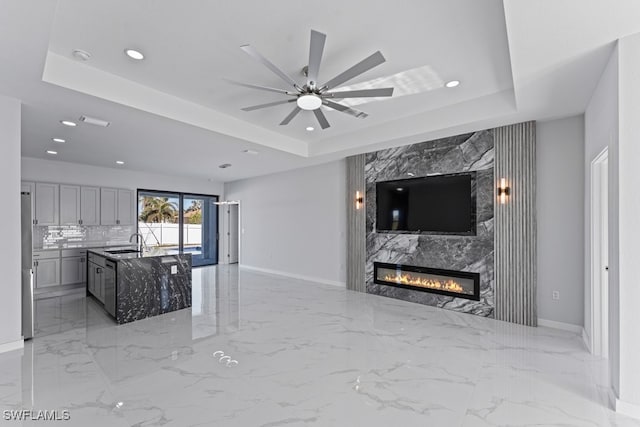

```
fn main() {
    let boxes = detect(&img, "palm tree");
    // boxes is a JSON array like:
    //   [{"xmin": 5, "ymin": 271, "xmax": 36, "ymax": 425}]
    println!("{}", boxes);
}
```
[{"xmin": 139, "ymin": 197, "xmax": 178, "ymax": 223}]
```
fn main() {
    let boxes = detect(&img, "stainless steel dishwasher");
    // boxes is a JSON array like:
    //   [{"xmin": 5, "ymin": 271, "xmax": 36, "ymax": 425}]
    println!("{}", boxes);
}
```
[{"xmin": 103, "ymin": 260, "xmax": 117, "ymax": 317}]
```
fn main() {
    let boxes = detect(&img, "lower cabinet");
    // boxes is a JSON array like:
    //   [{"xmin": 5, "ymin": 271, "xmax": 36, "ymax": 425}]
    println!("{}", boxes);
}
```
[
  {"xmin": 34, "ymin": 249, "xmax": 88, "ymax": 292},
  {"xmin": 87, "ymin": 260, "xmax": 105, "ymax": 303},
  {"xmin": 34, "ymin": 258, "xmax": 60, "ymax": 288},
  {"xmin": 61, "ymin": 256, "xmax": 87, "ymax": 286}
]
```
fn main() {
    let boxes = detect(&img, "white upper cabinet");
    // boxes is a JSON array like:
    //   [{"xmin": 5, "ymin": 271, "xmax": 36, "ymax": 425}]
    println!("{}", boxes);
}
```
[
  {"xmin": 117, "ymin": 189, "xmax": 135, "ymax": 226},
  {"xmin": 100, "ymin": 188, "xmax": 118, "ymax": 225},
  {"xmin": 34, "ymin": 183, "xmax": 59, "ymax": 226},
  {"xmin": 80, "ymin": 186, "xmax": 100, "ymax": 225},
  {"xmin": 59, "ymin": 185, "xmax": 81, "ymax": 225},
  {"xmin": 21, "ymin": 182, "xmax": 35, "ymax": 223}
]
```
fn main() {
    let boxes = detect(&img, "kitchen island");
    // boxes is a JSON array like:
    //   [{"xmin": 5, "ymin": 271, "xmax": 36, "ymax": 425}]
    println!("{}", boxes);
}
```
[{"xmin": 87, "ymin": 248, "xmax": 192, "ymax": 324}]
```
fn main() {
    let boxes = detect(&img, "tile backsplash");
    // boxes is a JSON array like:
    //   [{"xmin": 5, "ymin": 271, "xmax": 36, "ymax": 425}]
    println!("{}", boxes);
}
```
[{"xmin": 34, "ymin": 225, "xmax": 136, "ymax": 249}]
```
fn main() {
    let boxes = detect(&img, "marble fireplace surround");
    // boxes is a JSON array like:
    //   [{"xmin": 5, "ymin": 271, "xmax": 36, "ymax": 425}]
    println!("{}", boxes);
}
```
[
  {"xmin": 364, "ymin": 130, "xmax": 496, "ymax": 317},
  {"xmin": 347, "ymin": 121, "xmax": 536, "ymax": 325}
]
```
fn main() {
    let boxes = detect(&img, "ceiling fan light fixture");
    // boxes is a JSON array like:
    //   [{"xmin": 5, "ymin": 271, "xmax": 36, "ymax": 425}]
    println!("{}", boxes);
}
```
[{"xmin": 297, "ymin": 94, "xmax": 322, "ymax": 111}]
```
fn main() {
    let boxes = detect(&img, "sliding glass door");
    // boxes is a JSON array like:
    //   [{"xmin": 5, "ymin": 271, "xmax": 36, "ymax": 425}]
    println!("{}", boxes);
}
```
[
  {"xmin": 182, "ymin": 195, "xmax": 218, "ymax": 266},
  {"xmin": 137, "ymin": 190, "xmax": 218, "ymax": 267}
]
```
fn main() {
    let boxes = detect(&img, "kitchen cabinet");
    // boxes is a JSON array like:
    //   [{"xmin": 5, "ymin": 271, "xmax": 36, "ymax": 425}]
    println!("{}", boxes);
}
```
[
  {"xmin": 117, "ymin": 189, "xmax": 135, "ymax": 225},
  {"xmin": 21, "ymin": 182, "xmax": 35, "ymax": 222},
  {"xmin": 34, "ymin": 182, "xmax": 59, "ymax": 226},
  {"xmin": 100, "ymin": 188, "xmax": 118, "ymax": 225},
  {"xmin": 33, "ymin": 255, "xmax": 60, "ymax": 289},
  {"xmin": 87, "ymin": 253, "xmax": 106, "ymax": 303},
  {"xmin": 101, "ymin": 188, "xmax": 134, "ymax": 225},
  {"xmin": 61, "ymin": 249, "xmax": 87, "ymax": 286},
  {"xmin": 60, "ymin": 185, "xmax": 81, "ymax": 225},
  {"xmin": 80, "ymin": 186, "xmax": 100, "ymax": 225}
]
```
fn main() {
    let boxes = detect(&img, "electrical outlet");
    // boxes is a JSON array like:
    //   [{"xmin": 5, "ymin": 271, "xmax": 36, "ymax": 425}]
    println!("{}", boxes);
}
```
[
  {"xmin": 552, "ymin": 291, "xmax": 560, "ymax": 300},
  {"xmin": 171, "ymin": 265, "xmax": 177, "ymax": 274}
]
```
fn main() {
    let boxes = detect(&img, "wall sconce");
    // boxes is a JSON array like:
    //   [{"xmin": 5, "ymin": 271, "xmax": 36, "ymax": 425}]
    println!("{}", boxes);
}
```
[
  {"xmin": 497, "ymin": 178, "xmax": 511, "ymax": 204},
  {"xmin": 355, "ymin": 191, "xmax": 364, "ymax": 210}
]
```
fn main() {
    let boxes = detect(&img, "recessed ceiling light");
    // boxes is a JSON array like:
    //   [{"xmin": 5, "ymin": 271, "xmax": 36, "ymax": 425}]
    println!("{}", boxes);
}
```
[
  {"xmin": 219, "ymin": 163, "xmax": 232, "ymax": 169},
  {"xmin": 242, "ymin": 149, "xmax": 259, "ymax": 155},
  {"xmin": 46, "ymin": 150, "xmax": 57, "ymax": 155},
  {"xmin": 306, "ymin": 126, "xmax": 315, "ymax": 131},
  {"xmin": 72, "ymin": 49, "xmax": 91, "ymax": 61},
  {"xmin": 125, "ymin": 49, "xmax": 145, "ymax": 60},
  {"xmin": 116, "ymin": 160, "xmax": 125, "ymax": 165},
  {"xmin": 445, "ymin": 80, "xmax": 460, "ymax": 88},
  {"xmin": 396, "ymin": 188, "xmax": 404, "ymax": 191},
  {"xmin": 52, "ymin": 138, "xmax": 66, "ymax": 143},
  {"xmin": 60, "ymin": 120, "xmax": 77, "ymax": 127}
]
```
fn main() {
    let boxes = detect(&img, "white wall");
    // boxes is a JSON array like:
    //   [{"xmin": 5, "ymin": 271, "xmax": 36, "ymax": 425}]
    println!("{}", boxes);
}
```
[
  {"xmin": 585, "ymin": 45, "xmax": 620, "ymax": 395},
  {"xmin": 0, "ymin": 95, "xmax": 22, "ymax": 348},
  {"xmin": 21, "ymin": 157, "xmax": 223, "ymax": 196},
  {"xmin": 224, "ymin": 160, "xmax": 346, "ymax": 286},
  {"xmin": 537, "ymin": 116, "xmax": 585, "ymax": 327},
  {"xmin": 617, "ymin": 32, "xmax": 640, "ymax": 413}
]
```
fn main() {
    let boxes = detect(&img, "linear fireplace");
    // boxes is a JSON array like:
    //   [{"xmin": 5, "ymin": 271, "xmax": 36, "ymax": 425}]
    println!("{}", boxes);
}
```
[{"xmin": 373, "ymin": 262, "xmax": 480, "ymax": 301}]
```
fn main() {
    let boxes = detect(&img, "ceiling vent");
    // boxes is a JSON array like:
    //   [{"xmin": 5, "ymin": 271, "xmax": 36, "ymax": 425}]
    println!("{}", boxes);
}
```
[{"xmin": 79, "ymin": 115, "xmax": 110, "ymax": 127}]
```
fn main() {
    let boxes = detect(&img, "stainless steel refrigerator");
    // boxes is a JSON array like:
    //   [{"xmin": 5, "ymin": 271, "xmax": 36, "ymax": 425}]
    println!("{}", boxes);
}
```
[{"xmin": 21, "ymin": 191, "xmax": 33, "ymax": 340}]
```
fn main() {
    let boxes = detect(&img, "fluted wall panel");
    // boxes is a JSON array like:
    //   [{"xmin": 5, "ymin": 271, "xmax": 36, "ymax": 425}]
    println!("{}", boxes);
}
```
[
  {"xmin": 346, "ymin": 154, "xmax": 366, "ymax": 292},
  {"xmin": 495, "ymin": 122, "xmax": 537, "ymax": 326}
]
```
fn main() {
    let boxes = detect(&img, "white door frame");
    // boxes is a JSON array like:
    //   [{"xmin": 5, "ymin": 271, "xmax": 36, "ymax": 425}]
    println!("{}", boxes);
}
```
[
  {"xmin": 219, "ymin": 201, "xmax": 241, "ymax": 265},
  {"xmin": 590, "ymin": 147, "xmax": 609, "ymax": 358}
]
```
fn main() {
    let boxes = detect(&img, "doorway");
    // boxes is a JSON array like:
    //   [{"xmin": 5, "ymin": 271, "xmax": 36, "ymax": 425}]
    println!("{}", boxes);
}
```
[
  {"xmin": 222, "ymin": 203, "xmax": 239, "ymax": 264},
  {"xmin": 590, "ymin": 147, "xmax": 609, "ymax": 358}
]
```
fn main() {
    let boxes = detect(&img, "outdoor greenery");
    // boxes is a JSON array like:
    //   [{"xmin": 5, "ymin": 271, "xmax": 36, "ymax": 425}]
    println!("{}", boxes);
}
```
[
  {"xmin": 138, "ymin": 196, "xmax": 203, "ymax": 224},
  {"xmin": 139, "ymin": 196, "xmax": 178, "ymax": 223},
  {"xmin": 184, "ymin": 199, "xmax": 202, "ymax": 224}
]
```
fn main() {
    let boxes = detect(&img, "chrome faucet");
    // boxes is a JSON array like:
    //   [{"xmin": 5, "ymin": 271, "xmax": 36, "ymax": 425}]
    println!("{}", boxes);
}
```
[{"xmin": 129, "ymin": 233, "xmax": 147, "ymax": 252}]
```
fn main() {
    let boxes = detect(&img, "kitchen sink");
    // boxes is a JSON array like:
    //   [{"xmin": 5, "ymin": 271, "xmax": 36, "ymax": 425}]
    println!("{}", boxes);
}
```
[{"xmin": 105, "ymin": 249, "xmax": 141, "ymax": 255}]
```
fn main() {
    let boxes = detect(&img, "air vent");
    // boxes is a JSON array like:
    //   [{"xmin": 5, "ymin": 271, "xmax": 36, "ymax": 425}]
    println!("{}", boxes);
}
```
[{"xmin": 79, "ymin": 115, "xmax": 110, "ymax": 127}]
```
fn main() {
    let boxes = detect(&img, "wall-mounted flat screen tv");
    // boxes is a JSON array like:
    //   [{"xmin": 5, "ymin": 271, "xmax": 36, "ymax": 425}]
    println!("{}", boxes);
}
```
[{"xmin": 376, "ymin": 172, "xmax": 476, "ymax": 235}]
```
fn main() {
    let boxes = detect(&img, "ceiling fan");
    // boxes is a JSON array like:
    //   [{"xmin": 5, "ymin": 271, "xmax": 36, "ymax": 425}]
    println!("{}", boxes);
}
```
[{"xmin": 228, "ymin": 30, "xmax": 394, "ymax": 130}]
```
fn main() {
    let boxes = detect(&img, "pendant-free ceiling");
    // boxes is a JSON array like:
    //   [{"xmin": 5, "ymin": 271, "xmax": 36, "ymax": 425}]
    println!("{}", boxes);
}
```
[{"xmin": 228, "ymin": 30, "xmax": 394, "ymax": 130}]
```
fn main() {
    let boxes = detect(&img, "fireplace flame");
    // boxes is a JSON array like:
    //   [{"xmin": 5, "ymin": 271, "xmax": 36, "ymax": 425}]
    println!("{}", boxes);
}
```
[{"xmin": 382, "ymin": 273, "xmax": 466, "ymax": 294}]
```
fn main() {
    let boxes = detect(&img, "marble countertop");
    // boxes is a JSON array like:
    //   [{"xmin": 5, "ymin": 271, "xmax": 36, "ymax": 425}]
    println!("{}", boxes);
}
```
[{"xmin": 88, "ymin": 248, "xmax": 192, "ymax": 261}]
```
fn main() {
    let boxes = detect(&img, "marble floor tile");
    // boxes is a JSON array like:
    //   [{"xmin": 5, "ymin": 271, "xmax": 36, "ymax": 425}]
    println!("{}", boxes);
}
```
[{"xmin": 0, "ymin": 265, "xmax": 638, "ymax": 426}]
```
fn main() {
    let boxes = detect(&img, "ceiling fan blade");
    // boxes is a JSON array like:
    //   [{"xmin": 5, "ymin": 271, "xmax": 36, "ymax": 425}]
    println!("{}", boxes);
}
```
[
  {"xmin": 321, "ymin": 51, "xmax": 386, "ymax": 90},
  {"xmin": 313, "ymin": 109, "xmax": 330, "ymax": 129},
  {"xmin": 323, "ymin": 100, "xmax": 369, "ymax": 119},
  {"xmin": 224, "ymin": 79, "xmax": 296, "ymax": 96},
  {"xmin": 280, "ymin": 106, "xmax": 302, "ymax": 125},
  {"xmin": 241, "ymin": 99, "xmax": 296, "ymax": 112},
  {"xmin": 307, "ymin": 30, "xmax": 327, "ymax": 87},
  {"xmin": 325, "ymin": 87, "xmax": 394, "ymax": 98},
  {"xmin": 240, "ymin": 44, "xmax": 299, "ymax": 88}
]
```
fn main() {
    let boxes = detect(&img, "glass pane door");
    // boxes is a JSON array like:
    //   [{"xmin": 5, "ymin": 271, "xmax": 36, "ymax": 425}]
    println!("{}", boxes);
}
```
[
  {"xmin": 182, "ymin": 195, "xmax": 218, "ymax": 266},
  {"xmin": 138, "ymin": 192, "xmax": 180, "ymax": 251}
]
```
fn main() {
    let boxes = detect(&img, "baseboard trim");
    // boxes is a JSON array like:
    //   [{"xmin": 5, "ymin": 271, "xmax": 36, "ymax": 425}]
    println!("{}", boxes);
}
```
[
  {"xmin": 239, "ymin": 265, "xmax": 345, "ymax": 288},
  {"xmin": 616, "ymin": 398, "xmax": 640, "ymax": 419},
  {"xmin": 537, "ymin": 318, "xmax": 583, "ymax": 334},
  {"xmin": 0, "ymin": 339, "xmax": 24, "ymax": 354},
  {"xmin": 581, "ymin": 328, "xmax": 591, "ymax": 352}
]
